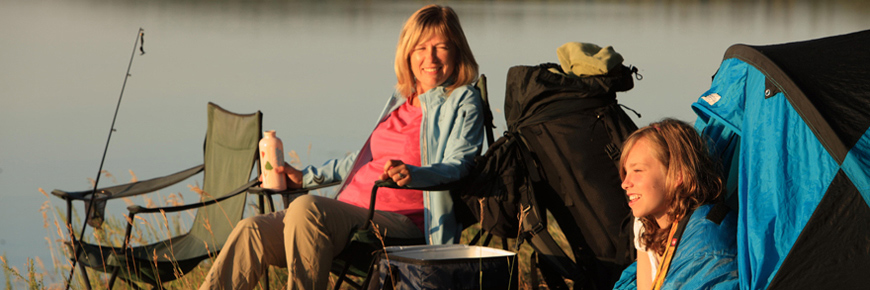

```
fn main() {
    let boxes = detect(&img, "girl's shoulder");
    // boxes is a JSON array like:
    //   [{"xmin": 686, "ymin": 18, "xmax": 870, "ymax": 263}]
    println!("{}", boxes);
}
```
[{"xmin": 683, "ymin": 204, "xmax": 738, "ymax": 254}]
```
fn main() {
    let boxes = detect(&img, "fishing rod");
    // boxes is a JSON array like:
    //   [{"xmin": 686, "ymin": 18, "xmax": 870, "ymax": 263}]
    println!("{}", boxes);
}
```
[{"xmin": 64, "ymin": 27, "xmax": 145, "ymax": 290}]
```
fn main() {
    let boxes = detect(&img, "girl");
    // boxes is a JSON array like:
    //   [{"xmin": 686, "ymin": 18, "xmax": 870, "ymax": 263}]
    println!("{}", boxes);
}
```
[{"xmin": 615, "ymin": 118, "xmax": 738, "ymax": 290}]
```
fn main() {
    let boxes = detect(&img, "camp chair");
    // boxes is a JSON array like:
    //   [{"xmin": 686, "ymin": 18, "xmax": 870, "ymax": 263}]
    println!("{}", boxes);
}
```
[
  {"xmin": 51, "ymin": 102, "xmax": 262, "ymax": 289},
  {"xmin": 251, "ymin": 75, "xmax": 499, "ymax": 290}
]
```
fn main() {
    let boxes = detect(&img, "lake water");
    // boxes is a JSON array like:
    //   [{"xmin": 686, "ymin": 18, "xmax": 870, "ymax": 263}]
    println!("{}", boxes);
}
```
[{"xmin": 1, "ymin": 0, "xmax": 868, "ymax": 286}]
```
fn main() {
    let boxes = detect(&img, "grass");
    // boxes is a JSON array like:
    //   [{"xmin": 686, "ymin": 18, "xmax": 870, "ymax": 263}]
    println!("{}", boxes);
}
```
[{"xmin": 7, "ymin": 165, "xmax": 576, "ymax": 289}]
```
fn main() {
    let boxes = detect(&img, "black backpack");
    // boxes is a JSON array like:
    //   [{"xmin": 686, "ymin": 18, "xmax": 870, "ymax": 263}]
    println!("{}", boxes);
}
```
[{"xmin": 454, "ymin": 63, "xmax": 640, "ymax": 290}]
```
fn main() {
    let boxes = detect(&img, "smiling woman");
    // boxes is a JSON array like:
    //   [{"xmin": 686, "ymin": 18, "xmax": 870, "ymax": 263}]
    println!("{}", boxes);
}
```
[{"xmin": 198, "ymin": 4, "xmax": 484, "ymax": 290}]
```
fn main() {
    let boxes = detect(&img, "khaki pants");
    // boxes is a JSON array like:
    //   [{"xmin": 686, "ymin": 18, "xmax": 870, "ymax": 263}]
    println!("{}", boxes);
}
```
[{"xmin": 199, "ymin": 194, "xmax": 423, "ymax": 290}]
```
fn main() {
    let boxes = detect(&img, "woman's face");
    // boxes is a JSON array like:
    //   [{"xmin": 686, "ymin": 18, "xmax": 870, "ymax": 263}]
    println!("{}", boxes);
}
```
[
  {"xmin": 411, "ymin": 33, "xmax": 454, "ymax": 94},
  {"xmin": 622, "ymin": 137, "xmax": 671, "ymax": 226}
]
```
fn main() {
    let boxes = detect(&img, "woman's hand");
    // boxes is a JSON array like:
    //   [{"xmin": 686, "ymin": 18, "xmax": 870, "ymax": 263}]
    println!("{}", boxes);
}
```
[
  {"xmin": 381, "ymin": 160, "xmax": 411, "ymax": 186},
  {"xmin": 276, "ymin": 162, "xmax": 304, "ymax": 189}
]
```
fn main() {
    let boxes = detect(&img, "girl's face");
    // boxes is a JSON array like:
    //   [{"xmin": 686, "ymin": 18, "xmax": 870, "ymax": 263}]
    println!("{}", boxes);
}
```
[{"xmin": 622, "ymin": 136, "xmax": 672, "ymax": 227}]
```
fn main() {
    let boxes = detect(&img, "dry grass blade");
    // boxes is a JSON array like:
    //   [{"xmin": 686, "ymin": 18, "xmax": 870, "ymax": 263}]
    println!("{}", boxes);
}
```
[
  {"xmin": 41, "ymin": 200, "xmax": 51, "ymax": 229},
  {"xmin": 189, "ymin": 181, "xmax": 205, "ymax": 197},
  {"xmin": 203, "ymin": 241, "xmax": 213, "ymax": 260},
  {"xmin": 369, "ymin": 221, "xmax": 395, "ymax": 290},
  {"xmin": 34, "ymin": 257, "xmax": 46, "ymax": 277},
  {"xmin": 0, "ymin": 256, "xmax": 28, "ymax": 285},
  {"xmin": 152, "ymin": 249, "xmax": 162, "ymax": 285},
  {"xmin": 53, "ymin": 219, "xmax": 65, "ymax": 243},
  {"xmin": 287, "ymin": 150, "xmax": 302, "ymax": 167},
  {"xmin": 516, "ymin": 205, "xmax": 531, "ymax": 251},
  {"xmin": 92, "ymin": 231, "xmax": 111, "ymax": 281},
  {"xmin": 101, "ymin": 170, "xmax": 117, "ymax": 184},
  {"xmin": 478, "ymin": 197, "xmax": 485, "ymax": 231},
  {"xmin": 516, "ymin": 204, "xmax": 532, "ymax": 288},
  {"xmin": 134, "ymin": 215, "xmax": 148, "ymax": 225},
  {"xmin": 187, "ymin": 183, "xmax": 234, "ymax": 231}
]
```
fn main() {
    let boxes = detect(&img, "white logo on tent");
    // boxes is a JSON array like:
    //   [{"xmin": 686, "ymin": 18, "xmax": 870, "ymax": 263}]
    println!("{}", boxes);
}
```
[{"xmin": 702, "ymin": 93, "xmax": 721, "ymax": 106}]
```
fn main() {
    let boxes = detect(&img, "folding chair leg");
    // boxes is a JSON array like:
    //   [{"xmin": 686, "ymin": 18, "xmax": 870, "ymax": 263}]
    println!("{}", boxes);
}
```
[
  {"xmin": 468, "ymin": 230, "xmax": 484, "ymax": 245},
  {"xmin": 482, "ymin": 232, "xmax": 494, "ymax": 247},
  {"xmin": 263, "ymin": 267, "xmax": 271, "ymax": 290},
  {"xmin": 530, "ymin": 251, "xmax": 539, "ymax": 290},
  {"xmin": 333, "ymin": 262, "xmax": 352, "ymax": 290},
  {"xmin": 107, "ymin": 267, "xmax": 119, "ymax": 289},
  {"xmin": 360, "ymin": 258, "xmax": 380, "ymax": 290},
  {"xmin": 78, "ymin": 262, "xmax": 92, "ymax": 290},
  {"xmin": 119, "ymin": 277, "xmax": 146, "ymax": 290},
  {"xmin": 343, "ymin": 278, "xmax": 363, "ymax": 290},
  {"xmin": 536, "ymin": 252, "xmax": 570, "ymax": 290}
]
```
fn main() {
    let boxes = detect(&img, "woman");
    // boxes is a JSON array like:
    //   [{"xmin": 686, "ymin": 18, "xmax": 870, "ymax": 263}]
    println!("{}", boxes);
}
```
[
  {"xmin": 614, "ymin": 119, "xmax": 738, "ymax": 290},
  {"xmin": 199, "ymin": 5, "xmax": 482, "ymax": 290}
]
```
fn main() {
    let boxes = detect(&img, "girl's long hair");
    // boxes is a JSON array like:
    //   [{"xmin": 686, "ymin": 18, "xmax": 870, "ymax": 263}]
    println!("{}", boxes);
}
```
[{"xmin": 619, "ymin": 118, "xmax": 723, "ymax": 255}]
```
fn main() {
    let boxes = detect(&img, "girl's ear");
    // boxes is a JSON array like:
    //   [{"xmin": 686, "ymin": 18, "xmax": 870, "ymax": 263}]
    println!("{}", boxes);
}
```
[{"xmin": 673, "ymin": 171, "xmax": 683, "ymax": 188}]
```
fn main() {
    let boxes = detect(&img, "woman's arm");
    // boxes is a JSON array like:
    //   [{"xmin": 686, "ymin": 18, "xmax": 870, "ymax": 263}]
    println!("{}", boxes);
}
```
[
  {"xmin": 405, "ymin": 87, "xmax": 484, "ymax": 187},
  {"xmin": 297, "ymin": 150, "xmax": 359, "ymax": 188}
]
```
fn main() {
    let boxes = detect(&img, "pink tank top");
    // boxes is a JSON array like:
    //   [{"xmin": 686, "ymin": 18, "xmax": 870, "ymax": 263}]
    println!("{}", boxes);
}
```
[{"xmin": 338, "ymin": 101, "xmax": 425, "ymax": 231}]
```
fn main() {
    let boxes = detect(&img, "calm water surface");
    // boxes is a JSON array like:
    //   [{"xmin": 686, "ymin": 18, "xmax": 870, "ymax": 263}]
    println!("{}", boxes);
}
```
[{"xmin": 1, "ymin": 0, "xmax": 867, "ymax": 286}]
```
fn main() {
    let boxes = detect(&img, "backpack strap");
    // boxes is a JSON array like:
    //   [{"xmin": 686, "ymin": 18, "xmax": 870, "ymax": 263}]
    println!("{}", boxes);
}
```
[
  {"xmin": 651, "ymin": 208, "xmax": 694, "ymax": 290},
  {"xmin": 513, "ymin": 131, "xmax": 546, "ymax": 242},
  {"xmin": 705, "ymin": 202, "xmax": 730, "ymax": 225}
]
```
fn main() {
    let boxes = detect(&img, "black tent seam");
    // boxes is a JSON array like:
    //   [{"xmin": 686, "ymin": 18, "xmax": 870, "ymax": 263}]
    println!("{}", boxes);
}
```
[{"xmin": 724, "ymin": 45, "xmax": 847, "ymax": 165}]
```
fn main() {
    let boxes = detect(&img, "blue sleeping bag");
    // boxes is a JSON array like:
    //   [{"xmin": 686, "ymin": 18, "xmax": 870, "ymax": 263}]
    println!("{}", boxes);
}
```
[{"xmin": 613, "ymin": 204, "xmax": 739, "ymax": 290}]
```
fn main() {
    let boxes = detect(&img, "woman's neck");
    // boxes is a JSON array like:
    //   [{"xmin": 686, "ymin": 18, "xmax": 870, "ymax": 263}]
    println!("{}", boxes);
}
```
[{"xmin": 408, "ymin": 93, "xmax": 421, "ymax": 107}]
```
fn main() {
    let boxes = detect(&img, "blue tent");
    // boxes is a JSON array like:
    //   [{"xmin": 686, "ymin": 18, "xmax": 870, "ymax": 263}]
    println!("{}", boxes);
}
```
[{"xmin": 693, "ymin": 30, "xmax": 870, "ymax": 289}]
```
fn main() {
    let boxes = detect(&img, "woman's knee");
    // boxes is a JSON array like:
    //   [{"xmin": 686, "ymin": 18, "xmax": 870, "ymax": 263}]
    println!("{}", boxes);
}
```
[
  {"xmin": 236, "ymin": 216, "xmax": 257, "ymax": 228},
  {"xmin": 232, "ymin": 212, "xmax": 283, "ymax": 238},
  {"xmin": 284, "ymin": 194, "xmax": 324, "ymax": 224}
]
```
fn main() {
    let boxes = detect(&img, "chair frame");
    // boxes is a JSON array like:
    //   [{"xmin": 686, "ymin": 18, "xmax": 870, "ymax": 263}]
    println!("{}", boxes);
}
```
[{"xmin": 51, "ymin": 102, "xmax": 262, "ymax": 289}]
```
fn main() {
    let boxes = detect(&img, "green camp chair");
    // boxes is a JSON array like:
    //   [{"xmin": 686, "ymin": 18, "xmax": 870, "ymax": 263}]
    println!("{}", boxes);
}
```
[
  {"xmin": 253, "ymin": 75, "xmax": 500, "ymax": 290},
  {"xmin": 52, "ymin": 102, "xmax": 262, "ymax": 289}
]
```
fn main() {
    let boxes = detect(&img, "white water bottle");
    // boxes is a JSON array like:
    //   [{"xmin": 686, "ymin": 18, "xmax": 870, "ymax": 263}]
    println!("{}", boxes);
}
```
[{"xmin": 259, "ymin": 130, "xmax": 287, "ymax": 190}]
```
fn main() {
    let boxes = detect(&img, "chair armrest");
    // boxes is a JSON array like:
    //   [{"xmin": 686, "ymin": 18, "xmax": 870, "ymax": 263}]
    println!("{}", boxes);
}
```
[
  {"xmin": 52, "ymin": 165, "xmax": 205, "ymax": 201},
  {"xmin": 373, "ymin": 179, "xmax": 456, "ymax": 192},
  {"xmin": 363, "ymin": 179, "xmax": 464, "ymax": 230},
  {"xmin": 247, "ymin": 181, "xmax": 342, "ymax": 196},
  {"xmin": 363, "ymin": 180, "xmax": 419, "ymax": 230},
  {"xmin": 249, "ymin": 181, "xmax": 342, "ymax": 212},
  {"xmin": 127, "ymin": 179, "xmax": 259, "ymax": 214}
]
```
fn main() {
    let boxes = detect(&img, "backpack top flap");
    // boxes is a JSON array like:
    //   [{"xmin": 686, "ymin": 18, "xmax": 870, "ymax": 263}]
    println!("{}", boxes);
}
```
[{"xmin": 504, "ymin": 63, "xmax": 635, "ymax": 130}]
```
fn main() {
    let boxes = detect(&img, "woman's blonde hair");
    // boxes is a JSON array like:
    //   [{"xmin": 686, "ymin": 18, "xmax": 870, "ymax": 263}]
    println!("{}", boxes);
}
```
[
  {"xmin": 395, "ymin": 5, "xmax": 478, "ymax": 97},
  {"xmin": 619, "ymin": 118, "xmax": 723, "ymax": 255}
]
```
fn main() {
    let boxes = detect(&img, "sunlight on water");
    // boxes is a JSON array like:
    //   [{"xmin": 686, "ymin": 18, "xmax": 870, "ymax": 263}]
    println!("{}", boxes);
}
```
[{"xmin": 1, "ymin": 0, "xmax": 867, "ymax": 284}]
